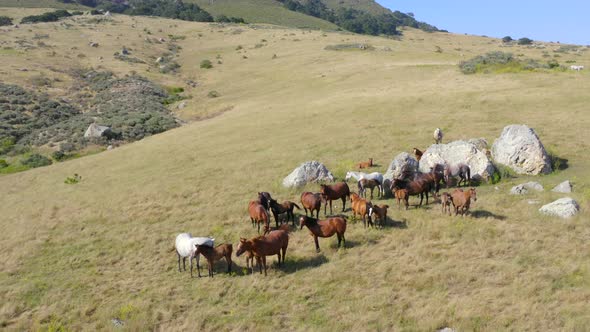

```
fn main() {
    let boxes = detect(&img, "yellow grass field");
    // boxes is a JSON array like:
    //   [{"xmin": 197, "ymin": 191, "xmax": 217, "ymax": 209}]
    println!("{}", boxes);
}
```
[{"xmin": 0, "ymin": 8, "xmax": 589, "ymax": 331}]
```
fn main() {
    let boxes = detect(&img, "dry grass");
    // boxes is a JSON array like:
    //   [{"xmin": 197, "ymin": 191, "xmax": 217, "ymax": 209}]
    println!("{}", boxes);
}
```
[{"xmin": 0, "ymin": 8, "xmax": 589, "ymax": 331}]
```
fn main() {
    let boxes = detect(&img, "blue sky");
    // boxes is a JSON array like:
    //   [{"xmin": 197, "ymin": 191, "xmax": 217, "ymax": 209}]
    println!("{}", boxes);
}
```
[{"xmin": 376, "ymin": 1, "xmax": 590, "ymax": 45}]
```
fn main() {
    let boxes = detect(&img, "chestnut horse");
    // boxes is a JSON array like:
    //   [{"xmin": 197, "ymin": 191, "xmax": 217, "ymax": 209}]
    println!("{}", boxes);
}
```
[
  {"xmin": 450, "ymin": 188, "xmax": 477, "ymax": 216},
  {"xmin": 299, "ymin": 215, "xmax": 346, "ymax": 252},
  {"xmin": 268, "ymin": 199, "xmax": 301, "ymax": 226},
  {"xmin": 320, "ymin": 182, "xmax": 350, "ymax": 215},
  {"xmin": 350, "ymin": 193, "xmax": 373, "ymax": 228},
  {"xmin": 371, "ymin": 204, "xmax": 389, "ymax": 228},
  {"xmin": 193, "ymin": 244, "xmax": 232, "ymax": 278},
  {"xmin": 440, "ymin": 192, "xmax": 452, "ymax": 216},
  {"xmin": 357, "ymin": 158, "xmax": 373, "ymax": 169},
  {"xmin": 248, "ymin": 201, "xmax": 270, "ymax": 234},
  {"xmin": 236, "ymin": 230, "xmax": 289, "ymax": 276},
  {"xmin": 393, "ymin": 188, "xmax": 409, "ymax": 210},
  {"xmin": 300, "ymin": 192, "xmax": 322, "ymax": 219}
]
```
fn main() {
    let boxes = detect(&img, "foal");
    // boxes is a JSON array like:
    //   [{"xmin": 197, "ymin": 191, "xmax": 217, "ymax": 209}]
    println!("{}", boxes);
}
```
[
  {"xmin": 248, "ymin": 200, "xmax": 270, "ymax": 234},
  {"xmin": 268, "ymin": 199, "xmax": 301, "ymax": 226},
  {"xmin": 357, "ymin": 158, "xmax": 374, "ymax": 169},
  {"xmin": 193, "ymin": 244, "xmax": 233, "ymax": 278},
  {"xmin": 393, "ymin": 188, "xmax": 409, "ymax": 210},
  {"xmin": 358, "ymin": 178, "xmax": 381, "ymax": 199},
  {"xmin": 371, "ymin": 204, "xmax": 389, "ymax": 228},
  {"xmin": 440, "ymin": 192, "xmax": 452, "ymax": 216}
]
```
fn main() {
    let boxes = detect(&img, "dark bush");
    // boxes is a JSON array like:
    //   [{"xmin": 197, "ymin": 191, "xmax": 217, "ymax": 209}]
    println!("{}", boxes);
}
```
[
  {"xmin": 200, "ymin": 60, "xmax": 213, "ymax": 69},
  {"xmin": 21, "ymin": 10, "xmax": 72, "ymax": 24},
  {"xmin": 21, "ymin": 153, "xmax": 52, "ymax": 168},
  {"xmin": 502, "ymin": 36, "xmax": 513, "ymax": 43},
  {"xmin": 216, "ymin": 15, "xmax": 246, "ymax": 23},
  {"xmin": 52, "ymin": 150, "xmax": 67, "ymax": 161},
  {"xmin": 0, "ymin": 159, "xmax": 8, "ymax": 168},
  {"xmin": 517, "ymin": 37, "xmax": 533, "ymax": 45},
  {"xmin": 0, "ymin": 16, "xmax": 13, "ymax": 27}
]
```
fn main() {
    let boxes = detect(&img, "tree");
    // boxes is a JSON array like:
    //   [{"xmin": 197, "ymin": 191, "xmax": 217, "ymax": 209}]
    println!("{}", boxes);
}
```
[
  {"xmin": 502, "ymin": 36, "xmax": 513, "ymax": 43},
  {"xmin": 517, "ymin": 37, "xmax": 533, "ymax": 45},
  {"xmin": 0, "ymin": 16, "xmax": 13, "ymax": 26}
]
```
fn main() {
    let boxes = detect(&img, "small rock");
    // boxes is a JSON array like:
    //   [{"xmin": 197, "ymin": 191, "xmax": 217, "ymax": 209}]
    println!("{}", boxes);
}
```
[
  {"xmin": 158, "ymin": 37, "xmax": 165, "ymax": 42},
  {"xmin": 528, "ymin": 199, "xmax": 541, "ymax": 205},
  {"xmin": 437, "ymin": 328, "xmax": 456, "ymax": 332},
  {"xmin": 111, "ymin": 318, "xmax": 124, "ymax": 327},
  {"xmin": 177, "ymin": 101, "xmax": 187, "ymax": 110},
  {"xmin": 107, "ymin": 145, "xmax": 113, "ymax": 150},
  {"xmin": 539, "ymin": 197, "xmax": 579, "ymax": 218},
  {"xmin": 155, "ymin": 56, "xmax": 164, "ymax": 63},
  {"xmin": 510, "ymin": 181, "xmax": 544, "ymax": 195},
  {"xmin": 282, "ymin": 161, "xmax": 334, "ymax": 188},
  {"xmin": 89, "ymin": 42, "xmax": 99, "ymax": 47},
  {"xmin": 551, "ymin": 180, "xmax": 572, "ymax": 193}
]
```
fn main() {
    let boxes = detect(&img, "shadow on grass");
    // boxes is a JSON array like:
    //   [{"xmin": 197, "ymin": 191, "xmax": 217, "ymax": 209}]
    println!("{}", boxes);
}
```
[{"xmin": 471, "ymin": 209, "xmax": 507, "ymax": 220}]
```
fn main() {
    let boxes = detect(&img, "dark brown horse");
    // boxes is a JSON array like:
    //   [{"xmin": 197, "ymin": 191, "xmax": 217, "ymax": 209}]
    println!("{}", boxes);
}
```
[
  {"xmin": 320, "ymin": 182, "xmax": 350, "ymax": 215},
  {"xmin": 450, "ymin": 188, "xmax": 477, "ymax": 217},
  {"xmin": 358, "ymin": 178, "xmax": 381, "ymax": 199},
  {"xmin": 236, "ymin": 229, "xmax": 289, "ymax": 276},
  {"xmin": 248, "ymin": 201, "xmax": 270, "ymax": 234},
  {"xmin": 350, "ymin": 192, "xmax": 373, "ymax": 228},
  {"xmin": 371, "ymin": 204, "xmax": 389, "ymax": 228},
  {"xmin": 194, "ymin": 244, "xmax": 232, "ymax": 278},
  {"xmin": 257, "ymin": 192, "xmax": 273, "ymax": 210},
  {"xmin": 390, "ymin": 177, "xmax": 433, "ymax": 207},
  {"xmin": 268, "ymin": 199, "xmax": 301, "ymax": 226},
  {"xmin": 413, "ymin": 148, "xmax": 423, "ymax": 161},
  {"xmin": 299, "ymin": 215, "xmax": 346, "ymax": 252},
  {"xmin": 300, "ymin": 192, "xmax": 322, "ymax": 219}
]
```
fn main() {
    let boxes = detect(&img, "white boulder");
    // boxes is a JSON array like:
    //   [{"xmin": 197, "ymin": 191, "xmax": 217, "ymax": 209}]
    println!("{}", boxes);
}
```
[
  {"xmin": 510, "ymin": 181, "xmax": 544, "ymax": 195},
  {"xmin": 418, "ymin": 140, "xmax": 496, "ymax": 181},
  {"xmin": 539, "ymin": 197, "xmax": 580, "ymax": 218},
  {"xmin": 282, "ymin": 161, "xmax": 334, "ymax": 188},
  {"xmin": 383, "ymin": 152, "xmax": 419, "ymax": 181},
  {"xmin": 492, "ymin": 125, "xmax": 552, "ymax": 175},
  {"xmin": 552, "ymin": 180, "xmax": 572, "ymax": 193}
]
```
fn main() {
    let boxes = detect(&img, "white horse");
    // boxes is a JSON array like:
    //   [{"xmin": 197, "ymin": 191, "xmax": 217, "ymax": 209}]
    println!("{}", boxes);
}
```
[
  {"xmin": 175, "ymin": 233, "xmax": 214, "ymax": 276},
  {"xmin": 345, "ymin": 171, "xmax": 384, "ymax": 195},
  {"xmin": 570, "ymin": 65, "xmax": 584, "ymax": 71},
  {"xmin": 433, "ymin": 128, "xmax": 443, "ymax": 144}
]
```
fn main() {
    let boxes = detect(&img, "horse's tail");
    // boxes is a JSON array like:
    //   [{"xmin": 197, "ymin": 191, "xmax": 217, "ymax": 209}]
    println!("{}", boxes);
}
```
[{"xmin": 292, "ymin": 203, "xmax": 301, "ymax": 210}]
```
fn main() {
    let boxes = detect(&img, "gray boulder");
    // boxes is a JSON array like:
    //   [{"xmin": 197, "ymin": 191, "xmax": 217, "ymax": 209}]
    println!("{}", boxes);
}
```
[
  {"xmin": 492, "ymin": 124, "xmax": 552, "ymax": 175},
  {"xmin": 383, "ymin": 152, "xmax": 419, "ymax": 181},
  {"xmin": 418, "ymin": 140, "xmax": 496, "ymax": 181},
  {"xmin": 539, "ymin": 197, "xmax": 580, "ymax": 218},
  {"xmin": 84, "ymin": 123, "xmax": 111, "ymax": 138},
  {"xmin": 510, "ymin": 181, "xmax": 544, "ymax": 195},
  {"xmin": 552, "ymin": 180, "xmax": 572, "ymax": 193},
  {"xmin": 282, "ymin": 161, "xmax": 334, "ymax": 188},
  {"xmin": 468, "ymin": 137, "xmax": 489, "ymax": 152}
]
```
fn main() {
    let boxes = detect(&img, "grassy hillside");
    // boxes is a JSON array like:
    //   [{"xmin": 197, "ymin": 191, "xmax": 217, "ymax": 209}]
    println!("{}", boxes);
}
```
[
  {"xmin": 1, "ymin": 8, "xmax": 590, "ymax": 331},
  {"xmin": 0, "ymin": 0, "xmax": 87, "ymax": 9},
  {"xmin": 322, "ymin": 0, "xmax": 391, "ymax": 15},
  {"xmin": 189, "ymin": 0, "xmax": 338, "ymax": 29}
]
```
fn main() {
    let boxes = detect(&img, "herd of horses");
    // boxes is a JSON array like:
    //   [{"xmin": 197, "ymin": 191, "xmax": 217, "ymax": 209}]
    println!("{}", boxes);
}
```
[{"xmin": 177, "ymin": 152, "xmax": 480, "ymax": 278}]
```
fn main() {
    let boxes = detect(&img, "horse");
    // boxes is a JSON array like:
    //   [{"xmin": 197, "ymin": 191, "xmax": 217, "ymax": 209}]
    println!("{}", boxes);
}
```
[
  {"xmin": 371, "ymin": 204, "xmax": 389, "ymax": 228},
  {"xmin": 345, "ymin": 171, "xmax": 384, "ymax": 195},
  {"xmin": 440, "ymin": 192, "xmax": 452, "ymax": 216},
  {"xmin": 350, "ymin": 192, "xmax": 373, "ymax": 228},
  {"xmin": 393, "ymin": 188, "xmax": 409, "ymax": 210},
  {"xmin": 358, "ymin": 178, "xmax": 381, "ymax": 199},
  {"xmin": 300, "ymin": 192, "xmax": 322, "ymax": 219},
  {"xmin": 444, "ymin": 163, "xmax": 471, "ymax": 187},
  {"xmin": 236, "ymin": 229, "xmax": 289, "ymax": 276},
  {"xmin": 268, "ymin": 199, "xmax": 301, "ymax": 226},
  {"xmin": 320, "ymin": 182, "xmax": 350, "ymax": 215},
  {"xmin": 299, "ymin": 215, "xmax": 346, "ymax": 252},
  {"xmin": 193, "ymin": 244, "xmax": 233, "ymax": 278},
  {"xmin": 248, "ymin": 201, "xmax": 270, "ymax": 234},
  {"xmin": 413, "ymin": 148, "xmax": 423, "ymax": 161},
  {"xmin": 257, "ymin": 192, "xmax": 272, "ymax": 210},
  {"xmin": 357, "ymin": 158, "xmax": 374, "ymax": 169},
  {"xmin": 434, "ymin": 128, "xmax": 443, "ymax": 144},
  {"xmin": 450, "ymin": 188, "xmax": 477, "ymax": 217},
  {"xmin": 175, "ymin": 233, "xmax": 214, "ymax": 276},
  {"xmin": 391, "ymin": 177, "xmax": 433, "ymax": 207}
]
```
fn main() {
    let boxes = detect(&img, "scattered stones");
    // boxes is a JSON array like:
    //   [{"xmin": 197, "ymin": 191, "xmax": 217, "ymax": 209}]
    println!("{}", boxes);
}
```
[
  {"xmin": 155, "ymin": 56, "xmax": 164, "ymax": 63},
  {"xmin": 539, "ymin": 197, "xmax": 580, "ymax": 218},
  {"xmin": 510, "ymin": 181, "xmax": 544, "ymax": 195},
  {"xmin": 492, "ymin": 124, "xmax": 552, "ymax": 175},
  {"xmin": 282, "ymin": 161, "xmax": 334, "ymax": 188},
  {"xmin": 551, "ymin": 180, "xmax": 572, "ymax": 193},
  {"xmin": 418, "ymin": 140, "xmax": 496, "ymax": 181},
  {"xmin": 89, "ymin": 42, "xmax": 99, "ymax": 47}
]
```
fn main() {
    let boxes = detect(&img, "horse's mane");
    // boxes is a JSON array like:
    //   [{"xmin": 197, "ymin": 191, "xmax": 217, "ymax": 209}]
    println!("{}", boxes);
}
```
[{"xmin": 303, "ymin": 216, "xmax": 319, "ymax": 226}]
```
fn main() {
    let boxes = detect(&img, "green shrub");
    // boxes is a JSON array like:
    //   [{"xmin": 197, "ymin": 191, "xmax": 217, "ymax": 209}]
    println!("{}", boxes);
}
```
[
  {"xmin": 517, "ymin": 37, "xmax": 533, "ymax": 45},
  {"xmin": 21, "ymin": 10, "xmax": 72, "ymax": 24},
  {"xmin": 0, "ymin": 159, "xmax": 8, "ymax": 169},
  {"xmin": 207, "ymin": 90, "xmax": 220, "ymax": 98},
  {"xmin": 52, "ymin": 150, "xmax": 67, "ymax": 161},
  {"xmin": 458, "ymin": 51, "xmax": 555, "ymax": 74},
  {"xmin": 21, "ymin": 154, "xmax": 52, "ymax": 168},
  {"xmin": 502, "ymin": 36, "xmax": 513, "ymax": 43},
  {"xmin": 64, "ymin": 174, "xmax": 81, "ymax": 184},
  {"xmin": 547, "ymin": 59, "xmax": 560, "ymax": 69},
  {"xmin": 200, "ymin": 60, "xmax": 213, "ymax": 69},
  {"xmin": 0, "ymin": 16, "xmax": 13, "ymax": 27}
]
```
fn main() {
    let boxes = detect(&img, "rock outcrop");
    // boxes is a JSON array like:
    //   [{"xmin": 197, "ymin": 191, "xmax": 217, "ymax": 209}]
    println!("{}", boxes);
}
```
[
  {"xmin": 510, "ymin": 181, "xmax": 544, "ymax": 195},
  {"xmin": 539, "ymin": 198, "xmax": 580, "ymax": 218},
  {"xmin": 418, "ymin": 140, "xmax": 496, "ymax": 181},
  {"xmin": 282, "ymin": 161, "xmax": 334, "ymax": 188},
  {"xmin": 551, "ymin": 180, "xmax": 572, "ymax": 193},
  {"xmin": 492, "ymin": 124, "xmax": 552, "ymax": 175}
]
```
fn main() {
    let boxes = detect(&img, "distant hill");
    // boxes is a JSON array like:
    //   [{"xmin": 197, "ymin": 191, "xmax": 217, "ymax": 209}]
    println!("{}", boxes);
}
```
[{"xmin": 322, "ymin": 0, "xmax": 391, "ymax": 15}]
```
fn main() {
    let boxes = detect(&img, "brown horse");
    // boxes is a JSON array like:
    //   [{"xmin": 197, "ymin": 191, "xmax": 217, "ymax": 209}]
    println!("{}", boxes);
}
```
[
  {"xmin": 236, "ymin": 229, "xmax": 289, "ymax": 276},
  {"xmin": 257, "ymin": 192, "xmax": 272, "ymax": 210},
  {"xmin": 350, "ymin": 193, "xmax": 373, "ymax": 228},
  {"xmin": 391, "ymin": 178, "xmax": 433, "ymax": 207},
  {"xmin": 357, "ymin": 158, "xmax": 374, "ymax": 169},
  {"xmin": 268, "ymin": 199, "xmax": 301, "ymax": 226},
  {"xmin": 358, "ymin": 178, "xmax": 381, "ymax": 199},
  {"xmin": 299, "ymin": 215, "xmax": 346, "ymax": 252},
  {"xmin": 248, "ymin": 201, "xmax": 270, "ymax": 234},
  {"xmin": 393, "ymin": 188, "xmax": 409, "ymax": 210},
  {"xmin": 320, "ymin": 182, "xmax": 350, "ymax": 215},
  {"xmin": 193, "ymin": 244, "xmax": 232, "ymax": 278},
  {"xmin": 413, "ymin": 148, "xmax": 423, "ymax": 161},
  {"xmin": 371, "ymin": 204, "xmax": 389, "ymax": 228},
  {"xmin": 440, "ymin": 192, "xmax": 452, "ymax": 216},
  {"xmin": 450, "ymin": 188, "xmax": 477, "ymax": 216},
  {"xmin": 300, "ymin": 192, "xmax": 322, "ymax": 219}
]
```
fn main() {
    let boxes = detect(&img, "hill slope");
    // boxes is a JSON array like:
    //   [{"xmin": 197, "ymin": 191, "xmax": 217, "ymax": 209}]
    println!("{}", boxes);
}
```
[
  {"xmin": 0, "ymin": 8, "xmax": 589, "ymax": 331},
  {"xmin": 322, "ymin": 0, "xmax": 391, "ymax": 15}
]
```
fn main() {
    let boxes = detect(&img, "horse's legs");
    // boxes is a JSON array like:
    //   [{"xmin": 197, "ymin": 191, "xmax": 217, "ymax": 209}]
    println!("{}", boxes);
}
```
[
  {"xmin": 177, "ymin": 253, "xmax": 181, "ymax": 272},
  {"xmin": 314, "ymin": 235, "xmax": 320, "ymax": 253},
  {"xmin": 227, "ymin": 256, "xmax": 232, "ymax": 273},
  {"xmin": 341, "ymin": 197, "xmax": 346, "ymax": 212},
  {"xmin": 370, "ymin": 188, "xmax": 374, "ymax": 200},
  {"xmin": 337, "ymin": 234, "xmax": 342, "ymax": 248},
  {"xmin": 315, "ymin": 208, "xmax": 319, "ymax": 219},
  {"xmin": 425, "ymin": 191, "xmax": 429, "ymax": 205},
  {"xmin": 262, "ymin": 256, "xmax": 268, "ymax": 276},
  {"xmin": 182, "ymin": 257, "xmax": 187, "ymax": 271}
]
